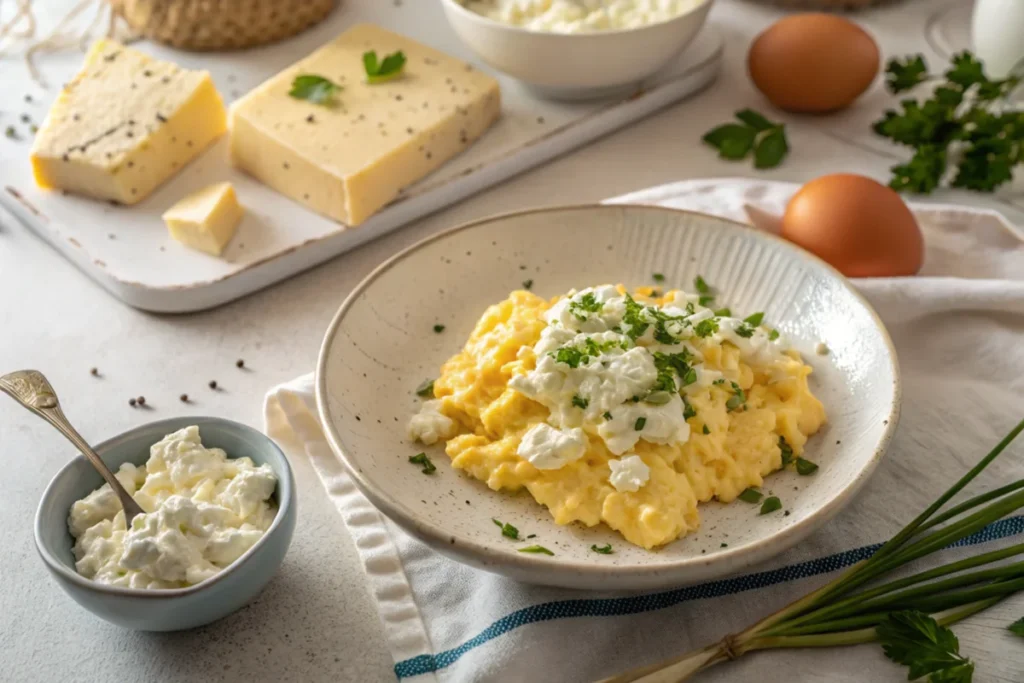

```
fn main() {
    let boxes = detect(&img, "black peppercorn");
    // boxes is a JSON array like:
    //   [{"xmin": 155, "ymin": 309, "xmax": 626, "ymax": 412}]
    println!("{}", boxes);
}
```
[
  {"xmin": 129, "ymin": 398, "xmax": 137, "ymax": 407},
  {"xmin": 136, "ymin": 396, "xmax": 146, "ymax": 406},
  {"xmin": 236, "ymin": 359, "xmax": 245, "ymax": 368},
  {"xmin": 180, "ymin": 394, "xmax": 188, "ymax": 402},
  {"xmin": 209, "ymin": 380, "xmax": 218, "ymax": 389},
  {"xmin": 90, "ymin": 367, "xmax": 98, "ymax": 376}
]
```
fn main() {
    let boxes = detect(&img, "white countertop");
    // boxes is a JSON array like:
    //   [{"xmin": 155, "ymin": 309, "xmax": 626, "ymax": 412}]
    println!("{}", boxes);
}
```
[{"xmin": 2, "ymin": 1, "xmax": 1021, "ymax": 681}]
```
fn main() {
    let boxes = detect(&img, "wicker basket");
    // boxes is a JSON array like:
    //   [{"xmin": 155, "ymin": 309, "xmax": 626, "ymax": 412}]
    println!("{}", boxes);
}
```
[{"xmin": 110, "ymin": 0, "xmax": 337, "ymax": 50}]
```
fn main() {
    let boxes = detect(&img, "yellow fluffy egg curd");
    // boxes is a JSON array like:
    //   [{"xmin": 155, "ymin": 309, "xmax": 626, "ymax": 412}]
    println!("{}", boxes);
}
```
[{"xmin": 427, "ymin": 287, "xmax": 826, "ymax": 549}]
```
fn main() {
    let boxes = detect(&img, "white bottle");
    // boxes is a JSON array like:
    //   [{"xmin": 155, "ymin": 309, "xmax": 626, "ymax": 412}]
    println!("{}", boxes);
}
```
[{"xmin": 972, "ymin": 0, "xmax": 1024, "ymax": 79}]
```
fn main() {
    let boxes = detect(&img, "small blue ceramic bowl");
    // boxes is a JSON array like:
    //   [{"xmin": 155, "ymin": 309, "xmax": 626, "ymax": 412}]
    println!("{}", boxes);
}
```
[{"xmin": 34, "ymin": 416, "xmax": 296, "ymax": 631}]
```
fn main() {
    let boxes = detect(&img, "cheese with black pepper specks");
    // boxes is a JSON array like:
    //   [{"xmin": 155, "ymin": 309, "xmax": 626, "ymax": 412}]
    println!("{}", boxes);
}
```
[
  {"xmin": 30, "ymin": 40, "xmax": 227, "ymax": 205},
  {"xmin": 228, "ymin": 23, "xmax": 501, "ymax": 226}
]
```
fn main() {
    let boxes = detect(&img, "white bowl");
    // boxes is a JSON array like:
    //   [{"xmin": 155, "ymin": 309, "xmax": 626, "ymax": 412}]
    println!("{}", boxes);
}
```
[
  {"xmin": 316, "ymin": 204, "xmax": 900, "ymax": 591},
  {"xmin": 439, "ymin": 0, "xmax": 715, "ymax": 100}
]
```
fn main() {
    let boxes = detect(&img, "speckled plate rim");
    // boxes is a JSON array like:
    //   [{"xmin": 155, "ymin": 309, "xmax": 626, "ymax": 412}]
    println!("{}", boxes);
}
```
[
  {"xmin": 315, "ymin": 204, "xmax": 902, "ymax": 584},
  {"xmin": 33, "ymin": 416, "xmax": 296, "ymax": 599}
]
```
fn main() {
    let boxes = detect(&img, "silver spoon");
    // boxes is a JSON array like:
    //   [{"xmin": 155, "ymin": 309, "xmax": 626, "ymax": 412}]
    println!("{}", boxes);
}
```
[{"xmin": 0, "ymin": 369, "xmax": 144, "ymax": 525}]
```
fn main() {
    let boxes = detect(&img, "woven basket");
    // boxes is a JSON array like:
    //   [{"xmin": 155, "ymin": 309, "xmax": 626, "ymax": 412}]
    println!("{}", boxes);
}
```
[
  {"xmin": 748, "ymin": 0, "xmax": 901, "ymax": 9},
  {"xmin": 110, "ymin": 0, "xmax": 337, "ymax": 50}
]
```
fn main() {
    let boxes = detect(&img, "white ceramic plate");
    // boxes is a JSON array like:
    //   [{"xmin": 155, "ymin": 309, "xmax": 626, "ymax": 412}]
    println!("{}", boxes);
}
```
[{"xmin": 316, "ymin": 205, "xmax": 900, "ymax": 590}]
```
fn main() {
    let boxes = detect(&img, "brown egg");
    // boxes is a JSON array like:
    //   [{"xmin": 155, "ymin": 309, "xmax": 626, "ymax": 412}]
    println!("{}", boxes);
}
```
[
  {"xmin": 748, "ymin": 14, "xmax": 880, "ymax": 113},
  {"xmin": 781, "ymin": 174, "xmax": 924, "ymax": 277}
]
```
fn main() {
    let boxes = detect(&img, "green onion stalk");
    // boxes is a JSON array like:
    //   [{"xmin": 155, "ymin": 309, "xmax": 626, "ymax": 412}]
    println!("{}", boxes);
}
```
[{"xmin": 602, "ymin": 417, "xmax": 1024, "ymax": 683}]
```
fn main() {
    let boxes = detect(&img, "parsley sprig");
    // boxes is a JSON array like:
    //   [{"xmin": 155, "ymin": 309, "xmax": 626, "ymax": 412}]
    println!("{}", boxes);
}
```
[
  {"xmin": 702, "ymin": 109, "xmax": 790, "ymax": 169},
  {"xmin": 606, "ymin": 418, "xmax": 1024, "ymax": 683},
  {"xmin": 289, "ymin": 75, "xmax": 342, "ymax": 105},
  {"xmin": 363, "ymin": 50, "xmax": 407, "ymax": 84},
  {"xmin": 874, "ymin": 51, "xmax": 1024, "ymax": 194}
]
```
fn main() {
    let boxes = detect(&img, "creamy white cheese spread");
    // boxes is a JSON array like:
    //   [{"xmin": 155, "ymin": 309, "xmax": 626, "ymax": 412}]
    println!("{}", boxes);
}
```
[
  {"xmin": 460, "ymin": 0, "xmax": 705, "ymax": 33},
  {"xmin": 68, "ymin": 426, "xmax": 278, "ymax": 589}
]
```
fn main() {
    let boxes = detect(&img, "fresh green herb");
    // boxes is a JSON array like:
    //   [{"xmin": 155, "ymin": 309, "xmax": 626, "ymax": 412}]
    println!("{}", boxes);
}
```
[
  {"xmin": 518, "ymin": 544, "xmax": 554, "ymax": 556},
  {"xmin": 408, "ymin": 452, "xmax": 436, "ymax": 474},
  {"xmin": 877, "ymin": 611, "xmax": 974, "ymax": 682},
  {"xmin": 734, "ymin": 323, "xmax": 756, "ymax": 339},
  {"xmin": 683, "ymin": 397, "xmax": 697, "ymax": 420},
  {"xmin": 492, "ymin": 518, "xmax": 520, "ymax": 540},
  {"xmin": 720, "ymin": 543, "xmax": 728, "ymax": 548},
  {"xmin": 1009, "ymin": 616, "xmax": 1024, "ymax": 636},
  {"xmin": 698, "ymin": 295, "xmax": 715, "ymax": 307},
  {"xmin": 622, "ymin": 294, "xmax": 651, "ymax": 340},
  {"xmin": 738, "ymin": 487, "xmax": 763, "ymax": 504},
  {"xmin": 694, "ymin": 275, "xmax": 710, "ymax": 294},
  {"xmin": 702, "ymin": 109, "xmax": 790, "ymax": 169},
  {"xmin": 795, "ymin": 457, "xmax": 819, "ymax": 475},
  {"xmin": 768, "ymin": 329, "xmax": 781, "ymax": 341},
  {"xmin": 634, "ymin": 417, "xmax": 646, "ymax": 431},
  {"xmin": 603, "ymin": 411, "xmax": 613, "ymax": 421},
  {"xmin": 569, "ymin": 293, "xmax": 603, "ymax": 321},
  {"xmin": 694, "ymin": 318, "xmax": 719, "ymax": 338},
  {"xmin": 874, "ymin": 51, "xmax": 1024, "ymax": 193},
  {"xmin": 289, "ymin": 74, "xmax": 342, "ymax": 105},
  {"xmin": 433, "ymin": 324, "xmax": 445, "ymax": 333},
  {"xmin": 759, "ymin": 496, "xmax": 782, "ymax": 515},
  {"xmin": 5, "ymin": 126, "xmax": 17, "ymax": 139},
  {"xmin": 415, "ymin": 379, "xmax": 435, "ymax": 398},
  {"xmin": 644, "ymin": 391, "xmax": 672, "ymax": 406},
  {"xmin": 363, "ymin": 50, "xmax": 407, "ymax": 83},
  {"xmin": 552, "ymin": 346, "xmax": 587, "ymax": 369},
  {"xmin": 651, "ymin": 350, "xmax": 695, "ymax": 394},
  {"xmin": 702, "ymin": 424, "xmax": 710, "ymax": 435},
  {"xmin": 591, "ymin": 543, "xmax": 614, "ymax": 554},
  {"xmin": 725, "ymin": 381, "xmax": 746, "ymax": 412},
  {"xmin": 744, "ymin": 312, "xmax": 765, "ymax": 326},
  {"xmin": 572, "ymin": 394, "xmax": 589, "ymax": 409},
  {"xmin": 652, "ymin": 273, "xmax": 665, "ymax": 282},
  {"xmin": 522, "ymin": 279, "xmax": 533, "ymax": 290},
  {"xmin": 715, "ymin": 308, "xmax": 732, "ymax": 317},
  {"xmin": 778, "ymin": 436, "xmax": 794, "ymax": 467}
]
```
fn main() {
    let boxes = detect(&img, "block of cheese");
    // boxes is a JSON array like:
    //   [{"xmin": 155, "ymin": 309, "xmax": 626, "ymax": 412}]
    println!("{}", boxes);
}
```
[
  {"xmin": 162, "ymin": 182, "xmax": 243, "ymax": 256},
  {"xmin": 229, "ymin": 23, "xmax": 501, "ymax": 226},
  {"xmin": 30, "ymin": 39, "xmax": 227, "ymax": 205}
]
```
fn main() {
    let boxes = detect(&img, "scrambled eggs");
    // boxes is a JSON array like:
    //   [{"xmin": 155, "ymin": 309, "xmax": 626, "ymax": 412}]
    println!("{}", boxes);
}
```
[{"xmin": 409, "ymin": 284, "xmax": 826, "ymax": 549}]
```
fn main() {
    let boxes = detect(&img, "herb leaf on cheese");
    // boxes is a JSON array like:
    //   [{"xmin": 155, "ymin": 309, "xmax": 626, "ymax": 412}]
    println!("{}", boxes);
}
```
[
  {"xmin": 363, "ymin": 50, "xmax": 407, "ymax": 84},
  {"xmin": 289, "ymin": 74, "xmax": 342, "ymax": 105}
]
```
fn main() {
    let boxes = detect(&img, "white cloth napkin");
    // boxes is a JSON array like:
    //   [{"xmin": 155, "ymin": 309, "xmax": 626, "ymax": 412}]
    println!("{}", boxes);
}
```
[{"xmin": 264, "ymin": 179, "xmax": 1024, "ymax": 683}]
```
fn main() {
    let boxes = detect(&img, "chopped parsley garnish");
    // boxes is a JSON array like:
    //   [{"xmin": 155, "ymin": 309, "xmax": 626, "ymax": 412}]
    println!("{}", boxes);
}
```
[
  {"xmin": 408, "ymin": 452, "xmax": 436, "ymax": 474},
  {"xmin": 551, "ymin": 336, "xmax": 628, "ymax": 369},
  {"xmin": 644, "ymin": 391, "xmax": 671, "ymax": 406},
  {"xmin": 694, "ymin": 275, "xmax": 710, "ymax": 294},
  {"xmin": 744, "ymin": 312, "xmax": 765, "ymax": 326},
  {"xmin": 760, "ymin": 496, "xmax": 782, "ymax": 514},
  {"xmin": 702, "ymin": 424, "xmax": 710, "ymax": 434},
  {"xmin": 622, "ymin": 294, "xmax": 651, "ymax": 340},
  {"xmin": 651, "ymin": 350, "xmax": 695, "ymax": 394},
  {"xmin": 715, "ymin": 307, "xmax": 732, "ymax": 317},
  {"xmin": 433, "ymin": 324, "xmax": 445, "ymax": 333},
  {"xmin": 569, "ymin": 292, "xmax": 603, "ymax": 321},
  {"xmin": 591, "ymin": 543, "xmax": 614, "ymax": 554},
  {"xmin": 522, "ymin": 279, "xmax": 533, "ymax": 290},
  {"xmin": 572, "ymin": 394, "xmax": 589, "ymax": 409},
  {"xmin": 735, "ymin": 323, "xmax": 756, "ymax": 338},
  {"xmin": 713, "ymin": 378, "xmax": 726, "ymax": 385},
  {"xmin": 289, "ymin": 74, "xmax": 342, "ymax": 105},
  {"xmin": 518, "ymin": 544, "xmax": 554, "ymax": 556},
  {"xmin": 796, "ymin": 457, "xmax": 819, "ymax": 475},
  {"xmin": 768, "ymin": 329, "xmax": 781, "ymax": 341},
  {"xmin": 552, "ymin": 346, "xmax": 587, "ymax": 369},
  {"xmin": 634, "ymin": 417, "xmax": 647, "ymax": 431},
  {"xmin": 363, "ymin": 50, "xmax": 407, "ymax": 83},
  {"xmin": 603, "ymin": 411, "xmax": 613, "ymax": 420},
  {"xmin": 698, "ymin": 295, "xmax": 715, "ymax": 307},
  {"xmin": 652, "ymin": 273, "xmax": 665, "ymax": 282},
  {"xmin": 694, "ymin": 318, "xmax": 719, "ymax": 338},
  {"xmin": 738, "ymin": 487, "xmax": 763, "ymax": 504},
  {"xmin": 779, "ymin": 436, "xmax": 794, "ymax": 467},
  {"xmin": 720, "ymin": 543, "xmax": 728, "ymax": 548},
  {"xmin": 683, "ymin": 396, "xmax": 697, "ymax": 420},
  {"xmin": 492, "ymin": 518, "xmax": 520, "ymax": 540},
  {"xmin": 725, "ymin": 381, "xmax": 746, "ymax": 412},
  {"xmin": 415, "ymin": 379, "xmax": 435, "ymax": 397}
]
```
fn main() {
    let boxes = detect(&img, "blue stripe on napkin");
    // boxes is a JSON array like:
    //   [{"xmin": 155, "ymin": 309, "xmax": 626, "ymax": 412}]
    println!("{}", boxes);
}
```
[{"xmin": 394, "ymin": 515, "xmax": 1024, "ymax": 679}]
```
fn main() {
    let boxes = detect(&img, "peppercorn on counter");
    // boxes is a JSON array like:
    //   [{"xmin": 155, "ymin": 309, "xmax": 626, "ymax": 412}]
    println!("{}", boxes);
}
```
[
  {"xmin": 228, "ymin": 23, "xmax": 501, "ymax": 226},
  {"xmin": 409, "ymin": 285, "xmax": 826, "ymax": 549}
]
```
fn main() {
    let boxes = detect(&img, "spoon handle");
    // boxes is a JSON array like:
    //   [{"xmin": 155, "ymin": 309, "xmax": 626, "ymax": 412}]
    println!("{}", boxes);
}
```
[{"xmin": 0, "ymin": 370, "xmax": 145, "ymax": 523}]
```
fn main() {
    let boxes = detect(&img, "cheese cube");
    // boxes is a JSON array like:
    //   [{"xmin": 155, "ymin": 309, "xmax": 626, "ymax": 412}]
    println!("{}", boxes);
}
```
[
  {"xmin": 162, "ymin": 182, "xmax": 242, "ymax": 256},
  {"xmin": 30, "ymin": 40, "xmax": 227, "ymax": 205},
  {"xmin": 229, "ymin": 23, "xmax": 501, "ymax": 226}
]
